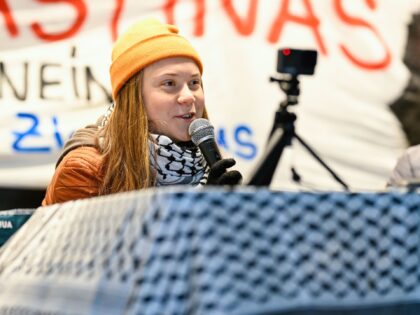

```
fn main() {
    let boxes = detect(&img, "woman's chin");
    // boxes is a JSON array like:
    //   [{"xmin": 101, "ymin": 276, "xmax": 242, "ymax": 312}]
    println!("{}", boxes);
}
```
[
  {"xmin": 165, "ymin": 132, "xmax": 191, "ymax": 143},
  {"xmin": 175, "ymin": 135, "xmax": 191, "ymax": 142}
]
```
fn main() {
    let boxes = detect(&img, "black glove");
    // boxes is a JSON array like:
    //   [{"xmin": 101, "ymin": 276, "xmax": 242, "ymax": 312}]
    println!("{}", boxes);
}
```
[{"xmin": 206, "ymin": 158, "xmax": 243, "ymax": 186}]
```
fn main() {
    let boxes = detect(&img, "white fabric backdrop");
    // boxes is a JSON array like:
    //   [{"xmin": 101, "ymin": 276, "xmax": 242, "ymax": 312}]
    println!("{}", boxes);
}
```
[{"xmin": 1, "ymin": 0, "xmax": 420, "ymax": 191}]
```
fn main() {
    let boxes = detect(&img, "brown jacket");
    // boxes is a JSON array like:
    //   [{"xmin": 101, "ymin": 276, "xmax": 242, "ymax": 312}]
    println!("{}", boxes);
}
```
[
  {"xmin": 42, "ymin": 146, "xmax": 104, "ymax": 206},
  {"xmin": 42, "ymin": 118, "xmax": 104, "ymax": 206}
]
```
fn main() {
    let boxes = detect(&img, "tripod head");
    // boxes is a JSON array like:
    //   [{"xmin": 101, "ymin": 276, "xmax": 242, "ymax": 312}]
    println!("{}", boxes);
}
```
[
  {"xmin": 272, "ymin": 48, "xmax": 317, "ymax": 109},
  {"xmin": 270, "ymin": 75, "xmax": 300, "ymax": 109}
]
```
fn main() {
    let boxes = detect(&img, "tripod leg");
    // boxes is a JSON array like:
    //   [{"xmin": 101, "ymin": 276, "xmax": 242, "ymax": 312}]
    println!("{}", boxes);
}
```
[
  {"xmin": 246, "ymin": 127, "xmax": 291, "ymax": 186},
  {"xmin": 294, "ymin": 133, "xmax": 350, "ymax": 191}
]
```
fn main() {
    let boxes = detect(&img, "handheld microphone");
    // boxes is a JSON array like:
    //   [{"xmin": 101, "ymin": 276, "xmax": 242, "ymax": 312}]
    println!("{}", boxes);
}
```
[{"xmin": 188, "ymin": 118, "xmax": 222, "ymax": 167}]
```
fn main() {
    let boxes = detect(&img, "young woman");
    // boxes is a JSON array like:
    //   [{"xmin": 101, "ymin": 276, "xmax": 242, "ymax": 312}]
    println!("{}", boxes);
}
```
[{"xmin": 42, "ymin": 18, "xmax": 242, "ymax": 206}]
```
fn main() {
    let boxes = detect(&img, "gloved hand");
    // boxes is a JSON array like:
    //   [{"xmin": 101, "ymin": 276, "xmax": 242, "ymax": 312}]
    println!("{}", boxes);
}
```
[{"xmin": 206, "ymin": 158, "xmax": 243, "ymax": 186}]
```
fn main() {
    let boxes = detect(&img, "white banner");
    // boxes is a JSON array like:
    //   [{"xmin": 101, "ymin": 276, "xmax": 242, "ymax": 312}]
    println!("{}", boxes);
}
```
[{"xmin": 1, "ymin": 0, "xmax": 420, "ymax": 191}]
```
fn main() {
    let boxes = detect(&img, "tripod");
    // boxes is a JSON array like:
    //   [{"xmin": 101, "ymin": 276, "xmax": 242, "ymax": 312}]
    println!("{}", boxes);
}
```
[{"xmin": 246, "ymin": 75, "xmax": 349, "ymax": 191}]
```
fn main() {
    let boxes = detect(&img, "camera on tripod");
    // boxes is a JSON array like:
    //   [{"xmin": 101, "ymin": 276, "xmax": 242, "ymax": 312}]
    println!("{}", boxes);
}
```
[
  {"xmin": 247, "ymin": 47, "xmax": 349, "ymax": 190},
  {"xmin": 271, "ymin": 48, "xmax": 318, "ymax": 106}
]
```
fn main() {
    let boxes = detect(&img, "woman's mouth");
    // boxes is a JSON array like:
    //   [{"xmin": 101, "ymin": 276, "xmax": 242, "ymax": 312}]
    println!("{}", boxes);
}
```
[{"xmin": 177, "ymin": 113, "xmax": 194, "ymax": 120}]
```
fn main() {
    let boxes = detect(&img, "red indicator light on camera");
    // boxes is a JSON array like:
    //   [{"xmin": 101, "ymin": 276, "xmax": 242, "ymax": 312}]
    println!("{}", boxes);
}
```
[{"xmin": 282, "ymin": 49, "xmax": 291, "ymax": 56}]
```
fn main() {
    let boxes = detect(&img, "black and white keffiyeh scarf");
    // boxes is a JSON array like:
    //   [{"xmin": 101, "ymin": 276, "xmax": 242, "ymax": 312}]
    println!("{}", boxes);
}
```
[{"xmin": 149, "ymin": 134, "xmax": 209, "ymax": 186}]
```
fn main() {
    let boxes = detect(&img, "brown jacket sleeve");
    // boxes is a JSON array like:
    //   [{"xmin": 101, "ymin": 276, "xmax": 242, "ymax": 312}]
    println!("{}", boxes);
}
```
[
  {"xmin": 55, "ymin": 116, "xmax": 103, "ymax": 167},
  {"xmin": 42, "ymin": 147, "xmax": 104, "ymax": 206}
]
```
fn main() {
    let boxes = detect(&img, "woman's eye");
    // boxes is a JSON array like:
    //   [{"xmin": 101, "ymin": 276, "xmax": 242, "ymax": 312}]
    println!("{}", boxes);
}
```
[
  {"xmin": 190, "ymin": 79, "xmax": 201, "ymax": 86},
  {"xmin": 162, "ymin": 80, "xmax": 175, "ymax": 87}
]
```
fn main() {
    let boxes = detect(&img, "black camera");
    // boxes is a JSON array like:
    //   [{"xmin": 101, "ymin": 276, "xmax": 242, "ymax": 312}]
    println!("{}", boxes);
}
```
[{"xmin": 277, "ymin": 48, "xmax": 317, "ymax": 76}]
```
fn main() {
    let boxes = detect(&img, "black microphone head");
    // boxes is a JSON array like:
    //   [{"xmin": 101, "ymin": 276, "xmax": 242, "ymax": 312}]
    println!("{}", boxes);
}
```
[{"xmin": 188, "ymin": 118, "xmax": 215, "ymax": 146}]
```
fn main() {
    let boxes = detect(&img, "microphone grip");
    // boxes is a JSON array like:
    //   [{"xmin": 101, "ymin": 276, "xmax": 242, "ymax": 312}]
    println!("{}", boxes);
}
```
[{"xmin": 198, "ymin": 139, "xmax": 222, "ymax": 167}]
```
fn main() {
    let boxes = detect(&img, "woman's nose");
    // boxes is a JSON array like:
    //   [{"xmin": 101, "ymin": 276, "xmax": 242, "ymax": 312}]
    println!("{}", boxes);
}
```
[{"xmin": 177, "ymin": 84, "xmax": 195, "ymax": 105}]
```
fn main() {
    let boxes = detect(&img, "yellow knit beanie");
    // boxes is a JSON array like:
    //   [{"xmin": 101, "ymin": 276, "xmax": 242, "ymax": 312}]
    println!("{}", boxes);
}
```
[{"xmin": 110, "ymin": 18, "xmax": 203, "ymax": 99}]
